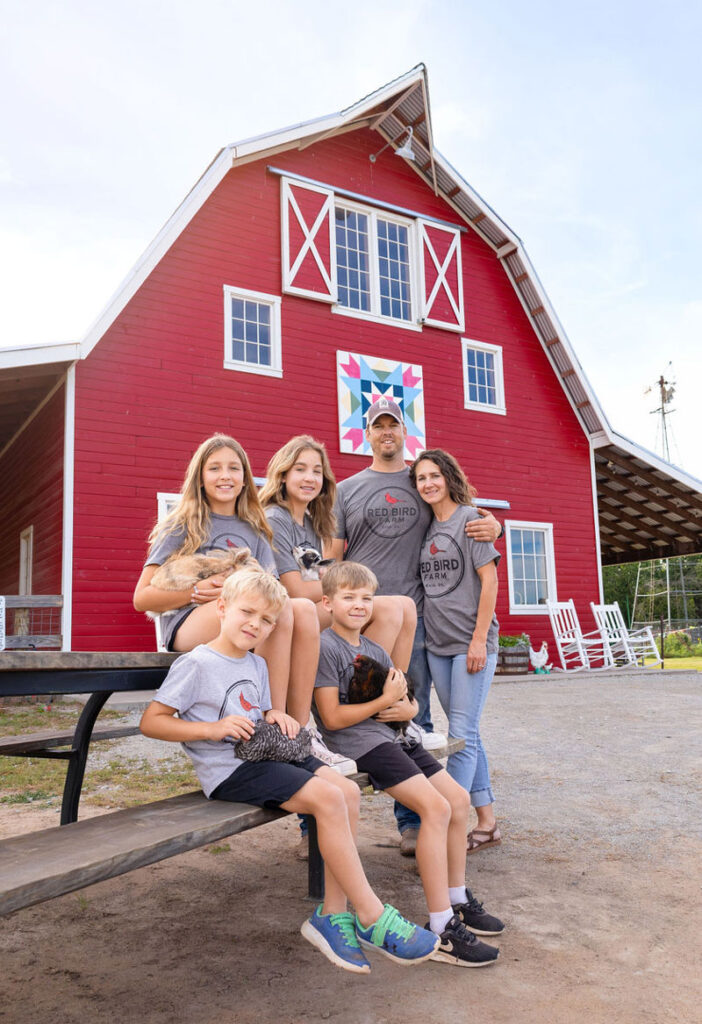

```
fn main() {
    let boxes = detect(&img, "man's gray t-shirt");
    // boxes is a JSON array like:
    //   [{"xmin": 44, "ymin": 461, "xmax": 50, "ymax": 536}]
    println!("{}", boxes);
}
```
[
  {"xmin": 334, "ymin": 467, "xmax": 431, "ymax": 608},
  {"xmin": 419, "ymin": 506, "xmax": 500, "ymax": 657},
  {"xmin": 313, "ymin": 629, "xmax": 400, "ymax": 759},
  {"xmin": 146, "ymin": 513, "xmax": 277, "ymax": 649},
  {"xmin": 265, "ymin": 505, "xmax": 321, "ymax": 576},
  {"xmin": 153, "ymin": 645, "xmax": 271, "ymax": 797}
]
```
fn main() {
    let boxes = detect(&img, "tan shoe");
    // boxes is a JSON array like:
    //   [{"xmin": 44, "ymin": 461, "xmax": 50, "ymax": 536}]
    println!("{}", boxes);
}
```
[{"xmin": 399, "ymin": 828, "xmax": 419, "ymax": 857}]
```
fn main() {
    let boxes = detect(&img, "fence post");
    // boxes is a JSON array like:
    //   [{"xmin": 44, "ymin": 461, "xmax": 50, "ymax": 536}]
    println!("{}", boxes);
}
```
[{"xmin": 659, "ymin": 615, "xmax": 665, "ymax": 670}]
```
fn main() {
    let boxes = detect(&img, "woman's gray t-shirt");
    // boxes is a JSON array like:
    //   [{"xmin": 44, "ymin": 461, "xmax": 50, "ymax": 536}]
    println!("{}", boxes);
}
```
[
  {"xmin": 265, "ymin": 505, "xmax": 322, "ymax": 576},
  {"xmin": 146, "ymin": 513, "xmax": 277, "ymax": 649},
  {"xmin": 153, "ymin": 645, "xmax": 271, "ymax": 797},
  {"xmin": 419, "ymin": 505, "xmax": 500, "ymax": 657}
]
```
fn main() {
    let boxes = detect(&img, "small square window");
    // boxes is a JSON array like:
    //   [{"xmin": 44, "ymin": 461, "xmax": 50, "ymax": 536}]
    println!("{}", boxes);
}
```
[
  {"xmin": 223, "ymin": 286, "xmax": 282, "ymax": 378},
  {"xmin": 461, "ymin": 338, "xmax": 506, "ymax": 415}
]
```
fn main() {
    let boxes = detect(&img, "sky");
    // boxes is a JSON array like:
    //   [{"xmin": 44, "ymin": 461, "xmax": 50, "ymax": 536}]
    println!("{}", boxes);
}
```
[{"xmin": 1, "ymin": 0, "xmax": 700, "ymax": 477}]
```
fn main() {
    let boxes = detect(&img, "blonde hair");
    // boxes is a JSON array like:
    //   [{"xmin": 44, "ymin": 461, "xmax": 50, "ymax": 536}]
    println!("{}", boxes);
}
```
[
  {"xmin": 221, "ymin": 569, "xmax": 288, "ymax": 616},
  {"xmin": 148, "ymin": 434, "xmax": 273, "ymax": 555},
  {"xmin": 259, "ymin": 435, "xmax": 337, "ymax": 543},
  {"xmin": 321, "ymin": 561, "xmax": 378, "ymax": 598}
]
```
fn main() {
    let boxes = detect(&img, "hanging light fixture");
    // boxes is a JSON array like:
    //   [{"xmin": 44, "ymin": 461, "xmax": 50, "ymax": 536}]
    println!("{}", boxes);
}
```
[{"xmin": 369, "ymin": 125, "xmax": 415, "ymax": 163}]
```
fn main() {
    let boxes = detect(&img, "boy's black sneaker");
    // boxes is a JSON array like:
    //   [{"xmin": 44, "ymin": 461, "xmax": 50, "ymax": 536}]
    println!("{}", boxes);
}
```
[
  {"xmin": 453, "ymin": 889, "xmax": 505, "ymax": 936},
  {"xmin": 429, "ymin": 914, "xmax": 499, "ymax": 968}
]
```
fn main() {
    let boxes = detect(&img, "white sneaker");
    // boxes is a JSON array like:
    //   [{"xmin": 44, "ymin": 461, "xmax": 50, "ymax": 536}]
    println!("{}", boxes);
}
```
[
  {"xmin": 308, "ymin": 722, "xmax": 357, "ymax": 776},
  {"xmin": 405, "ymin": 721, "xmax": 447, "ymax": 751}
]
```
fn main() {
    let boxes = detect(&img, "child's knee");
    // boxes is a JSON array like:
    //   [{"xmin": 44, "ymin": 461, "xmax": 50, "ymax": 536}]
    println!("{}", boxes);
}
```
[
  {"xmin": 399, "ymin": 596, "xmax": 417, "ymax": 629},
  {"xmin": 291, "ymin": 597, "xmax": 319, "ymax": 634},
  {"xmin": 421, "ymin": 790, "xmax": 451, "ymax": 829},
  {"xmin": 309, "ymin": 779, "xmax": 348, "ymax": 821},
  {"xmin": 275, "ymin": 600, "xmax": 294, "ymax": 636},
  {"xmin": 340, "ymin": 777, "xmax": 361, "ymax": 815},
  {"xmin": 451, "ymin": 785, "xmax": 471, "ymax": 820}
]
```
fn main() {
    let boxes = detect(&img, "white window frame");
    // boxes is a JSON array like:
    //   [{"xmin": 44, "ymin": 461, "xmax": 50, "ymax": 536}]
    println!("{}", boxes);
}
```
[
  {"xmin": 19, "ymin": 526, "xmax": 34, "ymax": 595},
  {"xmin": 461, "ymin": 338, "xmax": 506, "ymax": 415},
  {"xmin": 331, "ymin": 198, "xmax": 421, "ymax": 333},
  {"xmin": 223, "ymin": 285, "xmax": 283, "ymax": 378},
  {"xmin": 157, "ymin": 493, "xmax": 181, "ymax": 520},
  {"xmin": 504, "ymin": 520, "xmax": 557, "ymax": 615}
]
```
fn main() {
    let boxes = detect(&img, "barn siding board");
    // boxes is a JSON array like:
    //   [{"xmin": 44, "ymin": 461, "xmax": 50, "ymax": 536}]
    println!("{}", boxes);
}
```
[
  {"xmin": 0, "ymin": 387, "xmax": 64, "ymax": 598},
  {"xmin": 64, "ymin": 127, "xmax": 598, "ymax": 650}
]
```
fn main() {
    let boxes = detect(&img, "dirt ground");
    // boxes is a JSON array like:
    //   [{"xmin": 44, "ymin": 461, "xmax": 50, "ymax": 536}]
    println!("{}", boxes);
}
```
[{"xmin": 1, "ymin": 669, "xmax": 701, "ymax": 1024}]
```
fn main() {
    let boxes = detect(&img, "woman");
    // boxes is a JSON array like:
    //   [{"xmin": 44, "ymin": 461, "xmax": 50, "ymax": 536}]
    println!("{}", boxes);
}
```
[
  {"xmin": 133, "ymin": 433, "xmax": 318, "ymax": 725},
  {"xmin": 409, "ymin": 448, "xmax": 501, "ymax": 853},
  {"xmin": 259, "ymin": 435, "xmax": 416, "ymax": 669}
]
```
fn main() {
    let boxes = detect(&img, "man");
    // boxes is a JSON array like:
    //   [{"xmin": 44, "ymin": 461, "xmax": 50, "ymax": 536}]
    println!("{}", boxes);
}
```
[{"xmin": 326, "ymin": 397, "xmax": 501, "ymax": 854}]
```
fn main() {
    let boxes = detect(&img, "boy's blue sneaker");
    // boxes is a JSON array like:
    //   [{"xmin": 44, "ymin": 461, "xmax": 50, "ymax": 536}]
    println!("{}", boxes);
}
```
[
  {"xmin": 355, "ymin": 904, "xmax": 439, "ymax": 965},
  {"xmin": 301, "ymin": 906, "xmax": 371, "ymax": 974}
]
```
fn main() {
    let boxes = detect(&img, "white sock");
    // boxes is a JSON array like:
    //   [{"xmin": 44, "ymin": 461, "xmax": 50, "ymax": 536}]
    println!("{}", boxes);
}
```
[
  {"xmin": 429, "ymin": 908, "xmax": 453, "ymax": 935},
  {"xmin": 449, "ymin": 885, "xmax": 467, "ymax": 906}
]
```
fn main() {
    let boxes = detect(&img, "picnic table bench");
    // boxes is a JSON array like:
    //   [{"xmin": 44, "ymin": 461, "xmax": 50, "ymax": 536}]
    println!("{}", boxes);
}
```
[{"xmin": 0, "ymin": 651, "xmax": 461, "ymax": 917}]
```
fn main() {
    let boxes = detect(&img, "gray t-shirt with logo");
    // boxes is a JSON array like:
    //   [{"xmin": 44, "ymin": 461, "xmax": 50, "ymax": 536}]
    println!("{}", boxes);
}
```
[
  {"xmin": 419, "ymin": 505, "xmax": 500, "ymax": 657},
  {"xmin": 146, "ymin": 513, "xmax": 277, "ymax": 649},
  {"xmin": 334, "ymin": 467, "xmax": 432, "ymax": 608},
  {"xmin": 313, "ymin": 629, "xmax": 400, "ymax": 759},
  {"xmin": 265, "ymin": 505, "xmax": 321, "ymax": 576},
  {"xmin": 153, "ymin": 645, "xmax": 271, "ymax": 797}
]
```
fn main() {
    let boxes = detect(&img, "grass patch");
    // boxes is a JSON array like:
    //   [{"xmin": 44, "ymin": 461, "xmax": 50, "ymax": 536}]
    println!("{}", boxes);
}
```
[
  {"xmin": 645, "ymin": 656, "xmax": 702, "ymax": 671},
  {"xmin": 0, "ymin": 701, "xmax": 122, "ymax": 737},
  {"xmin": 0, "ymin": 748, "xmax": 197, "ymax": 809},
  {"xmin": 208, "ymin": 843, "xmax": 231, "ymax": 855}
]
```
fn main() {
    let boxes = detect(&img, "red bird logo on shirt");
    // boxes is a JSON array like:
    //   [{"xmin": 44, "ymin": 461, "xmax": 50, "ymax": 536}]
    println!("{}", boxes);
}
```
[
  {"xmin": 429, "ymin": 541, "xmax": 445, "ymax": 555},
  {"xmin": 226, "ymin": 539, "xmax": 238, "ymax": 548},
  {"xmin": 239, "ymin": 693, "xmax": 260, "ymax": 713},
  {"xmin": 385, "ymin": 493, "xmax": 400, "ymax": 504}
]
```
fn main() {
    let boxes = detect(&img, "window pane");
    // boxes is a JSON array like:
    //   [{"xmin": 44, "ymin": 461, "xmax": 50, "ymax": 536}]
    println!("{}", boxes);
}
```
[
  {"xmin": 377, "ymin": 218, "xmax": 410, "ymax": 321},
  {"xmin": 258, "ymin": 345, "xmax": 271, "ymax": 366},
  {"xmin": 231, "ymin": 299, "xmax": 244, "ymax": 319},
  {"xmin": 232, "ymin": 318, "xmax": 244, "ymax": 340},
  {"xmin": 245, "ymin": 320, "xmax": 257, "ymax": 342},
  {"xmin": 246, "ymin": 342, "xmax": 258, "ymax": 363},
  {"xmin": 335, "ymin": 207, "xmax": 370, "ymax": 312},
  {"xmin": 232, "ymin": 340, "xmax": 245, "ymax": 361}
]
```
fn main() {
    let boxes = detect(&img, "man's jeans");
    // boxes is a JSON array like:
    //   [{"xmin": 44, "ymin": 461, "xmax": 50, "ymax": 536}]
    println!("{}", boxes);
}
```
[{"xmin": 394, "ymin": 615, "xmax": 433, "ymax": 834}]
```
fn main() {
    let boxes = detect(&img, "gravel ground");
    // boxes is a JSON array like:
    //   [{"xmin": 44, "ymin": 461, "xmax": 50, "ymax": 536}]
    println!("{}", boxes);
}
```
[{"xmin": 1, "ymin": 668, "xmax": 700, "ymax": 1024}]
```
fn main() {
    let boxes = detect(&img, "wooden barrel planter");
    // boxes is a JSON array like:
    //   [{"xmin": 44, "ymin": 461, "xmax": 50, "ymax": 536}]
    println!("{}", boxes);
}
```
[{"xmin": 495, "ymin": 645, "xmax": 530, "ymax": 675}]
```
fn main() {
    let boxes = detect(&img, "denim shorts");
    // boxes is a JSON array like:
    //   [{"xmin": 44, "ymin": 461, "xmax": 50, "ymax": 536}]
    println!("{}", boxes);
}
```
[{"xmin": 210, "ymin": 755, "xmax": 324, "ymax": 809}]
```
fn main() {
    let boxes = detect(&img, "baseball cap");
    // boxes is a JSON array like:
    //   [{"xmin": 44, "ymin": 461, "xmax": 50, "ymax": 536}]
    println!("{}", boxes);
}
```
[{"xmin": 366, "ymin": 397, "xmax": 404, "ymax": 426}]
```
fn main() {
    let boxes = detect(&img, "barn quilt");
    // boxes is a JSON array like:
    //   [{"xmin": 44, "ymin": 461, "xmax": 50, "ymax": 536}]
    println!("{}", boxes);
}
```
[{"xmin": 336, "ymin": 351, "xmax": 426, "ymax": 458}]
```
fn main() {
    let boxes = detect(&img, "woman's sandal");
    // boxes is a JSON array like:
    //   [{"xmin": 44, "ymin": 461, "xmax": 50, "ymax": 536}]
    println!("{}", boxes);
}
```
[{"xmin": 467, "ymin": 825, "xmax": 502, "ymax": 853}]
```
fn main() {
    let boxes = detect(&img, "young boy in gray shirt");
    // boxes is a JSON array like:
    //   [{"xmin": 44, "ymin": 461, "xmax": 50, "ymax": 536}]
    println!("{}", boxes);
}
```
[
  {"xmin": 140, "ymin": 569, "xmax": 437, "ymax": 974},
  {"xmin": 314, "ymin": 561, "xmax": 505, "ymax": 968}
]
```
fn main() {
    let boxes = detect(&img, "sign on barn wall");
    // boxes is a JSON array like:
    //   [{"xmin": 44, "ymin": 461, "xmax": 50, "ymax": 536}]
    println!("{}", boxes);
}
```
[{"xmin": 336, "ymin": 350, "xmax": 426, "ymax": 459}]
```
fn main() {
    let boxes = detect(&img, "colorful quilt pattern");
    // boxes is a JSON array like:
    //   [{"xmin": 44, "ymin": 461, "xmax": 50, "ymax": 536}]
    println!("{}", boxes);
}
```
[{"xmin": 336, "ymin": 351, "xmax": 426, "ymax": 458}]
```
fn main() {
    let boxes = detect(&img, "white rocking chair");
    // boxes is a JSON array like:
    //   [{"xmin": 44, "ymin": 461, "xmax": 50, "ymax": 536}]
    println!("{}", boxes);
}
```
[
  {"xmin": 590, "ymin": 602, "xmax": 661, "ymax": 668},
  {"xmin": 546, "ymin": 600, "xmax": 611, "ymax": 672}
]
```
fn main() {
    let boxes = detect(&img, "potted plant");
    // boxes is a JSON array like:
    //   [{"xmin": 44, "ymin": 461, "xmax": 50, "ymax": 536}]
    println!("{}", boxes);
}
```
[{"xmin": 495, "ymin": 633, "xmax": 530, "ymax": 675}]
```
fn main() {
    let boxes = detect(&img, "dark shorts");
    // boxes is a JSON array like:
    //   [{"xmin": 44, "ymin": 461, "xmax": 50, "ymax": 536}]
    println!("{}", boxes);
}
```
[
  {"xmin": 355, "ymin": 740, "xmax": 442, "ymax": 791},
  {"xmin": 210, "ymin": 755, "xmax": 324, "ymax": 810}
]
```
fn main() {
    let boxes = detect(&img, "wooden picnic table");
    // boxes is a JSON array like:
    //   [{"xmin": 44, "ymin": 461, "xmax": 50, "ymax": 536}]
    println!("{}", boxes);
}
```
[{"xmin": 0, "ymin": 651, "xmax": 178, "ymax": 824}]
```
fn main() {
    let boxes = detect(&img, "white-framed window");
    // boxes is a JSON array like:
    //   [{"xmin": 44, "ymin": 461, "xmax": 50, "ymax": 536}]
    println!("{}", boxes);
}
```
[
  {"xmin": 505, "ymin": 520, "xmax": 557, "ymax": 614},
  {"xmin": 461, "ymin": 338, "xmax": 506, "ymax": 415},
  {"xmin": 157, "ymin": 493, "xmax": 181, "ymax": 520},
  {"xmin": 223, "ymin": 285, "xmax": 282, "ymax": 377},
  {"xmin": 19, "ymin": 526, "xmax": 34, "ymax": 595},
  {"xmin": 332, "ymin": 199, "xmax": 420, "ymax": 332}
]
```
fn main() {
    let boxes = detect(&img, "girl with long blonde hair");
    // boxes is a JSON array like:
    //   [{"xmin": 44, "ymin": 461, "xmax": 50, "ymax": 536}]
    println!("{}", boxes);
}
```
[
  {"xmin": 260, "ymin": 435, "xmax": 415, "ymax": 667},
  {"xmin": 133, "ymin": 434, "xmax": 318, "ymax": 724}
]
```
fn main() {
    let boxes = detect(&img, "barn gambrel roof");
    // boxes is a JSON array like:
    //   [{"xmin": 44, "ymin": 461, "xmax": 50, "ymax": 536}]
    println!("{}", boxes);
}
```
[{"xmin": 2, "ymin": 64, "xmax": 701, "ymax": 563}]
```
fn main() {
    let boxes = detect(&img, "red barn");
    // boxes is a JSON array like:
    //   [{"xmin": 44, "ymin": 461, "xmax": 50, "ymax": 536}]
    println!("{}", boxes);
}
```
[{"xmin": 2, "ymin": 65, "xmax": 701, "ymax": 652}]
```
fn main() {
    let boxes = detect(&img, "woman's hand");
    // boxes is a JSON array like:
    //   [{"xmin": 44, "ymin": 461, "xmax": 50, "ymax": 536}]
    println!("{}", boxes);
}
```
[
  {"xmin": 265, "ymin": 709, "xmax": 301, "ymax": 738},
  {"xmin": 206, "ymin": 715, "xmax": 256, "ymax": 742},
  {"xmin": 376, "ymin": 695, "xmax": 417, "ymax": 722},
  {"xmin": 382, "ymin": 667, "xmax": 407, "ymax": 705},
  {"xmin": 191, "ymin": 572, "xmax": 227, "ymax": 604},
  {"xmin": 466, "ymin": 638, "xmax": 488, "ymax": 674}
]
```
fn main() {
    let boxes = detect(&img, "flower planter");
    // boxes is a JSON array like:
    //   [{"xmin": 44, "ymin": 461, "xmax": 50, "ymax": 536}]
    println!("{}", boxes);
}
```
[{"xmin": 495, "ymin": 647, "xmax": 529, "ymax": 675}]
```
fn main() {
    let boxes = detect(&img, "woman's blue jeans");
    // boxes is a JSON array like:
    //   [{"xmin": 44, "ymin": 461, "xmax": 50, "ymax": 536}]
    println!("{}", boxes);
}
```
[{"xmin": 427, "ymin": 650, "xmax": 497, "ymax": 808}]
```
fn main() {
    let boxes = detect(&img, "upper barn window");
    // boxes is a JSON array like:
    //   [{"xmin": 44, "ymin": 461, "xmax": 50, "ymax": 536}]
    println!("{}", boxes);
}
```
[
  {"xmin": 461, "ymin": 338, "xmax": 506, "ymax": 415},
  {"xmin": 335, "ymin": 201, "xmax": 414, "ymax": 326},
  {"xmin": 223, "ymin": 285, "xmax": 282, "ymax": 378},
  {"xmin": 280, "ymin": 175, "xmax": 464, "ymax": 334}
]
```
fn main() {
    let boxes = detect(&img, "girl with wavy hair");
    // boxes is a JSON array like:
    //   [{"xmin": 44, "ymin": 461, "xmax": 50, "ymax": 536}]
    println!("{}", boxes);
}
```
[
  {"xmin": 133, "ymin": 433, "xmax": 318, "ymax": 724},
  {"xmin": 260, "ymin": 435, "xmax": 415, "ymax": 666}
]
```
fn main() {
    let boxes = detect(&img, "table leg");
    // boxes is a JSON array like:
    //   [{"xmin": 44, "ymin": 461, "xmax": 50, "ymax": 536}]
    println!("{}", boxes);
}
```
[
  {"xmin": 307, "ymin": 815, "xmax": 324, "ymax": 902},
  {"xmin": 61, "ymin": 691, "xmax": 113, "ymax": 825}
]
